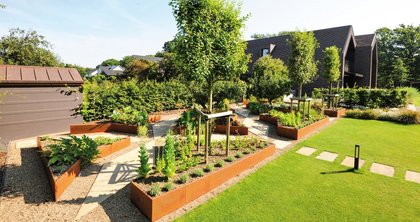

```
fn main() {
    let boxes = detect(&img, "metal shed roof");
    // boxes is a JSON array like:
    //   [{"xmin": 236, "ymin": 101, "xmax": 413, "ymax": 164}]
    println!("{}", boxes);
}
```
[{"xmin": 0, "ymin": 65, "xmax": 84, "ymax": 86}]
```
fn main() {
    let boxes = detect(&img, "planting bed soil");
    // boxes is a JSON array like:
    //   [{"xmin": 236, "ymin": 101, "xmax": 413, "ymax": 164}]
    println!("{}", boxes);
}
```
[
  {"xmin": 324, "ymin": 108, "xmax": 346, "ymax": 118},
  {"xmin": 276, "ymin": 117, "xmax": 329, "ymax": 140},
  {"xmin": 131, "ymin": 141, "xmax": 275, "ymax": 221}
]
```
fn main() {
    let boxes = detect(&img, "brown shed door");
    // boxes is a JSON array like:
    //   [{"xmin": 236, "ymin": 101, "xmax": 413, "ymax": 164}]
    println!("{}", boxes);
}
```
[{"xmin": 0, "ymin": 87, "xmax": 83, "ymax": 145}]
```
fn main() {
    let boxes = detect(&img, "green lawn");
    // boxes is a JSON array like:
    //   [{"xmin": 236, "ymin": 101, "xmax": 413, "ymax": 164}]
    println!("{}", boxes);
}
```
[{"xmin": 177, "ymin": 119, "xmax": 420, "ymax": 221}]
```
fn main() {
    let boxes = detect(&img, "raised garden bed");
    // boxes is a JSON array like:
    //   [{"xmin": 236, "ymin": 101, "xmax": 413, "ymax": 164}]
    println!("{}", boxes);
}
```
[
  {"xmin": 130, "ymin": 143, "xmax": 275, "ymax": 221},
  {"xmin": 37, "ymin": 137, "xmax": 80, "ymax": 201},
  {"xmin": 276, "ymin": 117, "xmax": 329, "ymax": 140},
  {"xmin": 97, "ymin": 137, "xmax": 131, "ymax": 158},
  {"xmin": 323, "ymin": 108, "xmax": 346, "ymax": 118},
  {"xmin": 70, "ymin": 122, "xmax": 137, "ymax": 134},
  {"xmin": 259, "ymin": 114, "xmax": 278, "ymax": 125},
  {"xmin": 214, "ymin": 125, "xmax": 248, "ymax": 135}
]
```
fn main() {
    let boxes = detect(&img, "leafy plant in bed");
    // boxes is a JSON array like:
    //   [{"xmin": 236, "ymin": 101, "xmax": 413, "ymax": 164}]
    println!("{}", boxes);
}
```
[
  {"xmin": 110, "ymin": 107, "xmax": 149, "ymax": 136},
  {"xmin": 130, "ymin": 132, "xmax": 275, "ymax": 221}
]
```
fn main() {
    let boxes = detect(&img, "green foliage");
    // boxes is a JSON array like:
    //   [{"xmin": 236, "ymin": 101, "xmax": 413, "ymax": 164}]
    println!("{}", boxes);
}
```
[
  {"xmin": 120, "ymin": 56, "xmax": 134, "ymax": 68},
  {"xmin": 163, "ymin": 133, "xmax": 176, "ymax": 179},
  {"xmin": 156, "ymin": 156, "xmax": 165, "ymax": 174},
  {"xmin": 0, "ymin": 28, "xmax": 60, "ymax": 66},
  {"xmin": 176, "ymin": 110, "xmax": 199, "ymax": 134},
  {"xmin": 248, "ymin": 102, "xmax": 271, "ymax": 114},
  {"xmin": 204, "ymin": 164, "xmax": 214, "ymax": 172},
  {"xmin": 376, "ymin": 24, "xmax": 420, "ymax": 87},
  {"xmin": 125, "ymin": 59, "xmax": 159, "ymax": 80},
  {"xmin": 178, "ymin": 173, "xmax": 189, "ymax": 184},
  {"xmin": 250, "ymin": 31, "xmax": 293, "ymax": 39},
  {"xmin": 215, "ymin": 159, "xmax": 225, "ymax": 167},
  {"xmin": 47, "ymin": 135, "xmax": 99, "ymax": 171},
  {"xmin": 148, "ymin": 183, "xmax": 161, "ymax": 197},
  {"xmin": 288, "ymin": 31, "xmax": 319, "ymax": 97},
  {"xmin": 213, "ymin": 80, "xmax": 247, "ymax": 103},
  {"xmin": 170, "ymin": 0, "xmax": 249, "ymax": 112},
  {"xmin": 136, "ymin": 144, "xmax": 151, "ymax": 179},
  {"xmin": 346, "ymin": 109, "xmax": 420, "ymax": 124},
  {"xmin": 93, "ymin": 136, "xmax": 122, "ymax": 146},
  {"xmin": 226, "ymin": 156, "xmax": 235, "ymax": 162},
  {"xmin": 81, "ymin": 78, "xmax": 193, "ymax": 122},
  {"xmin": 249, "ymin": 55, "xmax": 290, "ymax": 103},
  {"xmin": 312, "ymin": 88, "xmax": 408, "ymax": 108},
  {"xmin": 398, "ymin": 87, "xmax": 420, "ymax": 105},
  {"xmin": 162, "ymin": 182, "xmax": 175, "ymax": 192},
  {"xmin": 269, "ymin": 109, "xmax": 325, "ymax": 129},
  {"xmin": 100, "ymin": 58, "xmax": 120, "ymax": 67},
  {"xmin": 191, "ymin": 168, "xmax": 204, "ymax": 177},
  {"xmin": 137, "ymin": 125, "xmax": 149, "ymax": 137},
  {"xmin": 235, "ymin": 152, "xmax": 243, "ymax": 158},
  {"xmin": 109, "ymin": 106, "xmax": 148, "ymax": 126},
  {"xmin": 322, "ymin": 46, "xmax": 341, "ymax": 91}
]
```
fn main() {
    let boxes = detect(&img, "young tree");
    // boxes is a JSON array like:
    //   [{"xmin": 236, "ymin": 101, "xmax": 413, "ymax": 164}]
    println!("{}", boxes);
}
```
[
  {"xmin": 249, "ymin": 55, "xmax": 289, "ymax": 104},
  {"xmin": 136, "ymin": 143, "xmax": 151, "ymax": 179},
  {"xmin": 0, "ymin": 28, "xmax": 60, "ymax": 66},
  {"xmin": 322, "ymin": 46, "xmax": 341, "ymax": 94},
  {"xmin": 287, "ymin": 31, "xmax": 319, "ymax": 98},
  {"xmin": 170, "ymin": 0, "xmax": 249, "ymax": 113}
]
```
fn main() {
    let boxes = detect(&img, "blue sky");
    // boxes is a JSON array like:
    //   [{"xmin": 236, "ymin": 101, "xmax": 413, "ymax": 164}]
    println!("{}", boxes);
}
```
[{"xmin": 0, "ymin": 0, "xmax": 419, "ymax": 67}]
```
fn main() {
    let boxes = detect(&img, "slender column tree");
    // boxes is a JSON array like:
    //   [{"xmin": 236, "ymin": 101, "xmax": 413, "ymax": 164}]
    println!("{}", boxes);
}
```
[
  {"xmin": 322, "ymin": 46, "xmax": 341, "ymax": 108},
  {"xmin": 288, "ymin": 31, "xmax": 319, "ymax": 98}
]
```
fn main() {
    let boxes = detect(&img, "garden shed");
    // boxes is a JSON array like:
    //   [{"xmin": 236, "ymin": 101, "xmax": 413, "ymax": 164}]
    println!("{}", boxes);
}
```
[{"xmin": 0, "ymin": 65, "xmax": 84, "ymax": 145}]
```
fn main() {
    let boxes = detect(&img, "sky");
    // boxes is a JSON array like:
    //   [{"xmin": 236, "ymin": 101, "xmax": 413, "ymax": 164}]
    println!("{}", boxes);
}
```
[{"xmin": 0, "ymin": 0, "xmax": 419, "ymax": 68}]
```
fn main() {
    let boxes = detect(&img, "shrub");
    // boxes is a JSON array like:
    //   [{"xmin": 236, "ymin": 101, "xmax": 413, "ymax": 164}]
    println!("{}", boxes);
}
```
[
  {"xmin": 162, "ymin": 182, "xmax": 175, "ymax": 192},
  {"xmin": 81, "ymin": 79, "xmax": 193, "ymax": 122},
  {"xmin": 137, "ymin": 125, "xmax": 149, "ymax": 137},
  {"xmin": 191, "ymin": 168, "xmax": 204, "ymax": 177},
  {"xmin": 136, "ymin": 144, "xmax": 150, "ymax": 179},
  {"xmin": 345, "ymin": 109, "xmax": 420, "ymax": 124},
  {"xmin": 156, "ymin": 156, "xmax": 165, "ymax": 173},
  {"xmin": 214, "ymin": 80, "xmax": 247, "ymax": 103},
  {"xmin": 178, "ymin": 174, "xmax": 189, "ymax": 184},
  {"xmin": 396, "ymin": 110, "xmax": 420, "ymax": 124},
  {"xmin": 226, "ymin": 156, "xmax": 235, "ymax": 162},
  {"xmin": 243, "ymin": 148, "xmax": 251, "ymax": 154},
  {"xmin": 109, "ymin": 106, "xmax": 148, "ymax": 126},
  {"xmin": 148, "ymin": 183, "xmax": 161, "ymax": 197},
  {"xmin": 269, "ymin": 109, "xmax": 325, "ymax": 129},
  {"xmin": 345, "ymin": 109, "xmax": 379, "ymax": 119},
  {"xmin": 204, "ymin": 164, "xmax": 214, "ymax": 172},
  {"xmin": 235, "ymin": 152, "xmax": 243, "ymax": 158},
  {"xmin": 215, "ymin": 159, "xmax": 225, "ymax": 167}
]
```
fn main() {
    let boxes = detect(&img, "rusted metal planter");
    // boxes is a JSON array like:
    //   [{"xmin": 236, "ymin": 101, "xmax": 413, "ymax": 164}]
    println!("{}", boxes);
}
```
[
  {"xmin": 130, "ymin": 144, "xmax": 276, "ymax": 222},
  {"xmin": 323, "ymin": 108, "xmax": 346, "ymax": 118},
  {"xmin": 97, "ymin": 137, "xmax": 131, "ymax": 158},
  {"xmin": 276, "ymin": 118, "xmax": 329, "ymax": 140},
  {"xmin": 259, "ymin": 114, "xmax": 278, "ymax": 126},
  {"xmin": 37, "ymin": 138, "xmax": 81, "ymax": 201},
  {"xmin": 214, "ymin": 125, "xmax": 248, "ymax": 135},
  {"xmin": 148, "ymin": 115, "xmax": 162, "ymax": 123},
  {"xmin": 70, "ymin": 122, "xmax": 138, "ymax": 134}
]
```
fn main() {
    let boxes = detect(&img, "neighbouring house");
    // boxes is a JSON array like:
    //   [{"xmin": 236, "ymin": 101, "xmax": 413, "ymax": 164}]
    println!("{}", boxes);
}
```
[
  {"xmin": 132, "ymin": 55, "xmax": 163, "ymax": 63},
  {"xmin": 87, "ymin": 65, "xmax": 125, "ymax": 77},
  {"xmin": 245, "ymin": 25, "xmax": 378, "ymax": 95},
  {"xmin": 0, "ymin": 65, "xmax": 84, "ymax": 145}
]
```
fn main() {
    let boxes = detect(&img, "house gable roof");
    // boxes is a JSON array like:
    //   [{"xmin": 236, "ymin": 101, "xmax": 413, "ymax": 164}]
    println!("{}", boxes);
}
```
[
  {"xmin": 132, "ymin": 55, "xmax": 163, "ymax": 63},
  {"xmin": 0, "ymin": 65, "xmax": 84, "ymax": 86},
  {"xmin": 355, "ymin": 34, "xmax": 376, "ymax": 48}
]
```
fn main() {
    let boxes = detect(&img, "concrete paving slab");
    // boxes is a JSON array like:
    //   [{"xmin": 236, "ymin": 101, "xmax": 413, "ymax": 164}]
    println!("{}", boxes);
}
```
[
  {"xmin": 316, "ymin": 151, "xmax": 338, "ymax": 162},
  {"xmin": 15, "ymin": 138, "xmax": 37, "ymax": 149},
  {"xmin": 152, "ymin": 119, "xmax": 177, "ymax": 139},
  {"xmin": 341, "ymin": 156, "xmax": 365, "ymax": 168},
  {"xmin": 370, "ymin": 163, "xmax": 394, "ymax": 177},
  {"xmin": 405, "ymin": 171, "xmax": 420, "ymax": 184},
  {"xmin": 235, "ymin": 108, "xmax": 250, "ymax": 118},
  {"xmin": 272, "ymin": 140, "xmax": 291, "ymax": 149},
  {"xmin": 296, "ymin": 147, "xmax": 317, "ymax": 156}
]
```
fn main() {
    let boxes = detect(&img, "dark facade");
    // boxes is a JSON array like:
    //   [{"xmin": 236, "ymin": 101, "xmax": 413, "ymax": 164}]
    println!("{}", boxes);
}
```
[
  {"xmin": 245, "ymin": 25, "xmax": 378, "ymax": 95},
  {"xmin": 0, "ymin": 65, "xmax": 84, "ymax": 145}
]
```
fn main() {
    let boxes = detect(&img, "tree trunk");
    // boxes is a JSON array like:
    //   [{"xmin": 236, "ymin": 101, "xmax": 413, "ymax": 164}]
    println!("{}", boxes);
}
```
[
  {"xmin": 298, "ymin": 83, "xmax": 303, "ymax": 98},
  {"xmin": 207, "ymin": 83, "xmax": 213, "ymax": 156},
  {"xmin": 328, "ymin": 82, "xmax": 332, "ymax": 108}
]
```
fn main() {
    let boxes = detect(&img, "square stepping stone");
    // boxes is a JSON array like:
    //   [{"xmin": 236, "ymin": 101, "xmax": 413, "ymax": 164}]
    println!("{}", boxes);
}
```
[
  {"xmin": 405, "ymin": 171, "xmax": 420, "ymax": 184},
  {"xmin": 272, "ymin": 140, "xmax": 290, "ymax": 150},
  {"xmin": 296, "ymin": 147, "xmax": 317, "ymax": 156},
  {"xmin": 341, "ymin": 156, "xmax": 365, "ymax": 168},
  {"xmin": 316, "ymin": 151, "xmax": 338, "ymax": 162},
  {"xmin": 370, "ymin": 163, "xmax": 394, "ymax": 177}
]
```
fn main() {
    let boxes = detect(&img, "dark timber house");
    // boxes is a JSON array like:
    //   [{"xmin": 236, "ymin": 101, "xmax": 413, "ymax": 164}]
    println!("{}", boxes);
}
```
[
  {"xmin": 245, "ymin": 25, "xmax": 378, "ymax": 95},
  {"xmin": 0, "ymin": 65, "xmax": 84, "ymax": 145}
]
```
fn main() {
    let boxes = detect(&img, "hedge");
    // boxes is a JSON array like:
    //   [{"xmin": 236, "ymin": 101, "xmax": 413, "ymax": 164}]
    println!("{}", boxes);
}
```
[
  {"xmin": 81, "ymin": 79, "xmax": 193, "ymax": 122},
  {"xmin": 312, "ymin": 88, "xmax": 407, "ymax": 108}
]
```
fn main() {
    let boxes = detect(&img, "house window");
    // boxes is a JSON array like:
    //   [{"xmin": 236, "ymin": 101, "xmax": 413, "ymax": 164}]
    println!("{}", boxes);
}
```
[{"xmin": 261, "ymin": 48, "xmax": 269, "ymax": 56}]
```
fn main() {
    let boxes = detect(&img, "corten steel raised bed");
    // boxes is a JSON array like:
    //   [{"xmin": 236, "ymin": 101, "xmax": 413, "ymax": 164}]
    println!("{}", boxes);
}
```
[
  {"xmin": 276, "ymin": 118, "xmax": 329, "ymax": 140},
  {"xmin": 214, "ymin": 125, "xmax": 249, "ymax": 135},
  {"xmin": 36, "ymin": 138, "xmax": 81, "ymax": 201},
  {"xmin": 323, "ymin": 108, "xmax": 346, "ymax": 118},
  {"xmin": 148, "ymin": 115, "xmax": 162, "ymax": 123},
  {"xmin": 259, "ymin": 114, "xmax": 278, "ymax": 126},
  {"xmin": 97, "ymin": 137, "xmax": 131, "ymax": 158},
  {"xmin": 70, "ymin": 122, "xmax": 138, "ymax": 134},
  {"xmin": 130, "ymin": 143, "xmax": 276, "ymax": 222}
]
